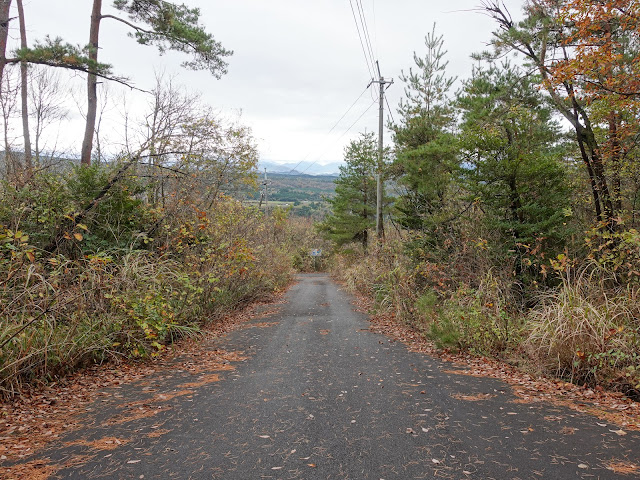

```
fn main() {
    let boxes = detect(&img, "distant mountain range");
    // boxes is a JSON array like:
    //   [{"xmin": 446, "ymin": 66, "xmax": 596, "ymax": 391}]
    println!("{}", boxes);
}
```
[{"xmin": 258, "ymin": 160, "xmax": 341, "ymax": 176}]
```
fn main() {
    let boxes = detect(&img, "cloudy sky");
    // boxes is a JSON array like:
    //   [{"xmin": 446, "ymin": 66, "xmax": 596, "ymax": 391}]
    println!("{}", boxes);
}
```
[{"xmin": 14, "ymin": 0, "xmax": 525, "ymax": 167}]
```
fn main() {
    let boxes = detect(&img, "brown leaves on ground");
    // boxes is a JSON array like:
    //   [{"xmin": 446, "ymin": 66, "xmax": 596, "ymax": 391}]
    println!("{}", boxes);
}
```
[
  {"xmin": 3, "ymin": 459, "xmax": 57, "ymax": 480},
  {"xmin": 3, "ymin": 455, "xmax": 93, "ymax": 480},
  {"xmin": 353, "ymin": 290, "xmax": 640, "ymax": 431},
  {"xmin": 242, "ymin": 321, "xmax": 280, "ymax": 329},
  {"xmin": 66, "ymin": 437, "xmax": 129, "ymax": 451},
  {"xmin": 605, "ymin": 460, "xmax": 639, "ymax": 475},
  {"xmin": 0, "ymin": 291, "xmax": 286, "ymax": 469},
  {"xmin": 450, "ymin": 393, "xmax": 495, "ymax": 402}
]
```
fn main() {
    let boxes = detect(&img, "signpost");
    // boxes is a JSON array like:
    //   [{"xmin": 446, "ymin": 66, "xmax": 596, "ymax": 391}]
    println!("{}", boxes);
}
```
[{"xmin": 310, "ymin": 249, "xmax": 322, "ymax": 271}]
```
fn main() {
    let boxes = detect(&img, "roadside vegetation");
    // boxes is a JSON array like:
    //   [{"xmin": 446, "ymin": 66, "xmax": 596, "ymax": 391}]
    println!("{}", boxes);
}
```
[
  {"xmin": 2, "ymin": 0, "xmax": 639, "ymax": 404},
  {"xmin": 0, "ymin": 157, "xmax": 325, "ymax": 397},
  {"xmin": 323, "ymin": 1, "xmax": 640, "ymax": 399},
  {"xmin": 0, "ymin": 1, "xmax": 330, "ymax": 399}
]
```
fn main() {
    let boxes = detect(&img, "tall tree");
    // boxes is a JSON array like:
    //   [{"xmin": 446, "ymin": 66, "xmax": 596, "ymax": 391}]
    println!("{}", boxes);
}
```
[
  {"xmin": 390, "ymin": 24, "xmax": 458, "ymax": 238},
  {"xmin": 551, "ymin": 0, "xmax": 640, "ymax": 218},
  {"xmin": 482, "ymin": 0, "xmax": 622, "ymax": 230},
  {"xmin": 320, "ymin": 132, "xmax": 379, "ymax": 249},
  {"xmin": 79, "ymin": 0, "xmax": 233, "ymax": 166},
  {"xmin": 0, "ymin": 0, "xmax": 11, "ymax": 86},
  {"xmin": 457, "ymin": 61, "xmax": 571, "ymax": 277},
  {"xmin": 16, "ymin": 0, "xmax": 30, "ymax": 173}
]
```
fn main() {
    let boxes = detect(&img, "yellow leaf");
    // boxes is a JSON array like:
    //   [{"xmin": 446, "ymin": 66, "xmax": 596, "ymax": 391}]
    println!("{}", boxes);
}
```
[{"xmin": 74, "ymin": 233, "xmax": 83, "ymax": 241}]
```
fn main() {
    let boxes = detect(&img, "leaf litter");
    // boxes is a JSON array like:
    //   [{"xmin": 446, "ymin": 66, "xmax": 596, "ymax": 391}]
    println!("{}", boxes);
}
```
[
  {"xmin": 353, "ymin": 289, "xmax": 640, "ymax": 430},
  {"xmin": 0, "ymin": 291, "xmax": 286, "ymax": 476}
]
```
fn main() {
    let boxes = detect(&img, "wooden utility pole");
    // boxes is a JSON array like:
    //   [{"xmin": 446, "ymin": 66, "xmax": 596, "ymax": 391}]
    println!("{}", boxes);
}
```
[
  {"xmin": 263, "ymin": 168, "xmax": 268, "ymax": 216},
  {"xmin": 372, "ymin": 62, "xmax": 392, "ymax": 239}
]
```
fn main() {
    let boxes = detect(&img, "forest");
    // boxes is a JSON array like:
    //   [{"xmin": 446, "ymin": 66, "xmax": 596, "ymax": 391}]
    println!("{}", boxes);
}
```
[
  {"xmin": 322, "ymin": 1, "xmax": 640, "ymax": 399},
  {"xmin": 1, "ymin": 0, "xmax": 639, "ymax": 403}
]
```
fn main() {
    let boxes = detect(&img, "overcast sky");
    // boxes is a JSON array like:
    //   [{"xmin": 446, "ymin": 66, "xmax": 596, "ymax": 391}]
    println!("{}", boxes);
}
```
[{"xmin": 13, "ymin": 0, "xmax": 525, "ymax": 166}]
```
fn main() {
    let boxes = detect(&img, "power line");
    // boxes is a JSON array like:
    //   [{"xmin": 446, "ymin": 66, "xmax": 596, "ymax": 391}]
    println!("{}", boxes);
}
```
[
  {"xmin": 285, "ymin": 84, "xmax": 372, "ymax": 175},
  {"xmin": 349, "ymin": 0, "xmax": 375, "ymax": 79},
  {"xmin": 371, "ymin": 0, "xmax": 378, "ymax": 60},
  {"xmin": 356, "ymin": 0, "xmax": 377, "ymax": 74},
  {"xmin": 385, "ymin": 95, "xmax": 395, "ymax": 125},
  {"xmin": 299, "ymin": 99, "xmax": 377, "ymax": 175}
]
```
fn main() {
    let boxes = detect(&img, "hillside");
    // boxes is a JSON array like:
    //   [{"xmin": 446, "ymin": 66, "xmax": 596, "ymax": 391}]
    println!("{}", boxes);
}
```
[{"xmin": 245, "ymin": 172, "xmax": 337, "ymax": 218}]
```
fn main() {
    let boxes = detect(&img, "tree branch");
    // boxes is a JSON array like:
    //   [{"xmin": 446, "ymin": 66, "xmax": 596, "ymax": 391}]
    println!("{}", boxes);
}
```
[{"xmin": 5, "ymin": 57, "xmax": 151, "ymax": 94}]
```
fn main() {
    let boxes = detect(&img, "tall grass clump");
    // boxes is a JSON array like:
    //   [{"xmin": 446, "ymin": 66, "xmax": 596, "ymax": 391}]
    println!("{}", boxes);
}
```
[{"xmin": 525, "ymin": 266, "xmax": 640, "ymax": 392}]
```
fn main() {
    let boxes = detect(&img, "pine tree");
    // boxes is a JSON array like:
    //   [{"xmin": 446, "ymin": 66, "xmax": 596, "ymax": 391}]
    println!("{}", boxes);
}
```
[
  {"xmin": 457, "ymin": 61, "xmax": 572, "ymax": 276},
  {"xmin": 391, "ymin": 24, "xmax": 459, "ymax": 237},
  {"xmin": 320, "ymin": 133, "xmax": 379, "ymax": 249}
]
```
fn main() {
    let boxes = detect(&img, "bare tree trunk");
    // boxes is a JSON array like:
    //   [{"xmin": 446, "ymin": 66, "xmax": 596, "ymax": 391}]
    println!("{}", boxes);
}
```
[
  {"xmin": 608, "ymin": 112, "xmax": 622, "ymax": 214},
  {"xmin": 1, "ymin": 71, "xmax": 18, "ymax": 181},
  {"xmin": 0, "ymin": 0, "xmax": 11, "ymax": 86},
  {"xmin": 16, "ymin": 0, "xmax": 31, "ymax": 173},
  {"xmin": 80, "ymin": 0, "xmax": 102, "ymax": 167}
]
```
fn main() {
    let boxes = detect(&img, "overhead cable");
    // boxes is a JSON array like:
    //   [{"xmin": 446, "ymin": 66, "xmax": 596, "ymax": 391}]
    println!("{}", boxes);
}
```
[{"xmin": 285, "ymin": 84, "xmax": 372, "ymax": 175}]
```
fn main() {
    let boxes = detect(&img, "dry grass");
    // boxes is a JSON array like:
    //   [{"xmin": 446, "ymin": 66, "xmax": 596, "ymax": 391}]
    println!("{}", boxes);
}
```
[{"xmin": 525, "ymin": 267, "xmax": 640, "ymax": 387}]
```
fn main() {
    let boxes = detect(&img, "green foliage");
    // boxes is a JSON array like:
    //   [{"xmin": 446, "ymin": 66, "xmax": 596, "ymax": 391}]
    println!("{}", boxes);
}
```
[
  {"xmin": 65, "ymin": 163, "xmax": 151, "ymax": 253},
  {"xmin": 320, "ymin": 132, "xmax": 381, "ymax": 249},
  {"xmin": 585, "ymin": 226, "xmax": 640, "ymax": 283},
  {"xmin": 457, "ymin": 61, "xmax": 573, "ymax": 279},
  {"xmin": 16, "ymin": 36, "xmax": 113, "ymax": 75},
  {"xmin": 391, "ymin": 24, "xmax": 460, "ymax": 236},
  {"xmin": 113, "ymin": 0, "xmax": 232, "ymax": 77},
  {"xmin": 0, "ymin": 162, "xmax": 297, "ymax": 398}
]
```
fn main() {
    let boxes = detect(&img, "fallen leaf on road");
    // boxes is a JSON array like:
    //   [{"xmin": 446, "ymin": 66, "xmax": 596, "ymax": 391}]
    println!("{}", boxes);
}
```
[
  {"xmin": 127, "ymin": 460, "xmax": 141, "ymax": 464},
  {"xmin": 610, "ymin": 429, "xmax": 627, "ymax": 436},
  {"xmin": 578, "ymin": 464, "xmax": 588, "ymax": 469},
  {"xmin": 258, "ymin": 435, "xmax": 270, "ymax": 439},
  {"xmin": 451, "ymin": 393, "xmax": 495, "ymax": 402},
  {"xmin": 605, "ymin": 460, "xmax": 639, "ymax": 474}
]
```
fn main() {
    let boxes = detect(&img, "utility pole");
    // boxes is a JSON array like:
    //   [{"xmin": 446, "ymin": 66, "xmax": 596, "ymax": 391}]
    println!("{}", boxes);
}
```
[
  {"xmin": 263, "ymin": 168, "xmax": 269, "ymax": 216},
  {"xmin": 372, "ymin": 62, "xmax": 393, "ymax": 239}
]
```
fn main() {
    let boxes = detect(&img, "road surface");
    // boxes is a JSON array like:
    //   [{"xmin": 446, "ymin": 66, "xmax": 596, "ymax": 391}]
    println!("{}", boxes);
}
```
[{"xmin": 9, "ymin": 274, "xmax": 640, "ymax": 479}]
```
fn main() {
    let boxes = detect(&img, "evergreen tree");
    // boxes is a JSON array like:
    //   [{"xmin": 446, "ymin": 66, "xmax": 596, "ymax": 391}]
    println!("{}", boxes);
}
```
[
  {"xmin": 457, "ymin": 61, "xmax": 572, "ymax": 276},
  {"xmin": 391, "ymin": 24, "xmax": 459, "ymax": 239},
  {"xmin": 320, "ymin": 133, "xmax": 379, "ymax": 249}
]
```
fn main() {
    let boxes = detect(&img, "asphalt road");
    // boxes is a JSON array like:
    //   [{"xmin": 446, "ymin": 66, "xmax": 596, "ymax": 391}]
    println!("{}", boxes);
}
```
[{"xmin": 20, "ymin": 274, "xmax": 640, "ymax": 479}]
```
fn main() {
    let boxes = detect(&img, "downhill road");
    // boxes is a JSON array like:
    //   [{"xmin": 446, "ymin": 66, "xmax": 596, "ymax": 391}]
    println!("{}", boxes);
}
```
[{"xmin": 10, "ymin": 274, "xmax": 640, "ymax": 479}]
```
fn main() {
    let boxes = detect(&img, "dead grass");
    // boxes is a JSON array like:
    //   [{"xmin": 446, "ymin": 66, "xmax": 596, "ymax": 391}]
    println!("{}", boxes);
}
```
[{"xmin": 526, "ymin": 268, "xmax": 640, "ymax": 386}]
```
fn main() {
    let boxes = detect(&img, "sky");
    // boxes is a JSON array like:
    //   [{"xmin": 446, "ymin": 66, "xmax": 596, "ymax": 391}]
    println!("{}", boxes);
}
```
[{"xmin": 10, "ymin": 0, "xmax": 525, "ymax": 167}]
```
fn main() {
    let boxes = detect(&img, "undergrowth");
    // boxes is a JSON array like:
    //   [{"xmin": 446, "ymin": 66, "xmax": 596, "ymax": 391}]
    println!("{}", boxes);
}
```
[
  {"xmin": 331, "ymin": 239, "xmax": 640, "ymax": 397},
  {"xmin": 0, "ymin": 165, "xmax": 300, "ymax": 399}
]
